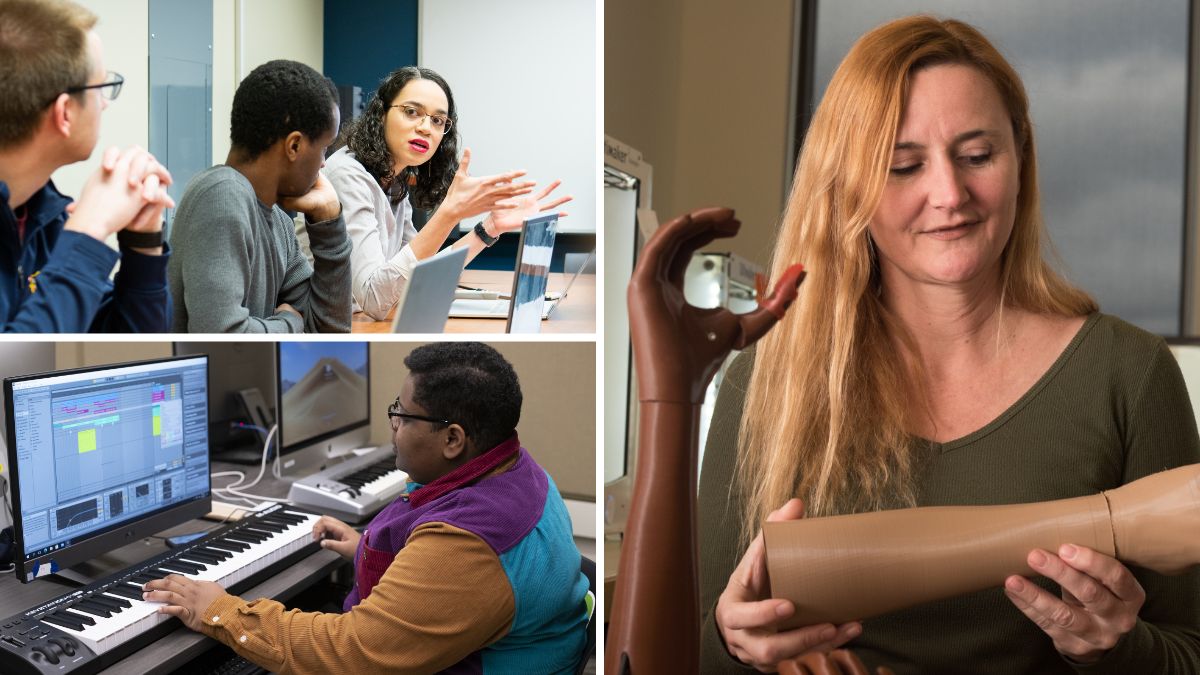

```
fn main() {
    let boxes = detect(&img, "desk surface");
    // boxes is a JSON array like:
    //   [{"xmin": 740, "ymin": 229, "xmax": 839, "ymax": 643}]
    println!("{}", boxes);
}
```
[{"xmin": 351, "ymin": 269, "xmax": 596, "ymax": 334}]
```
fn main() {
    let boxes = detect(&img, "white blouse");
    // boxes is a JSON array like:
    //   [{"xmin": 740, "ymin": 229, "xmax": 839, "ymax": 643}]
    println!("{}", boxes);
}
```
[{"xmin": 322, "ymin": 146, "xmax": 420, "ymax": 320}]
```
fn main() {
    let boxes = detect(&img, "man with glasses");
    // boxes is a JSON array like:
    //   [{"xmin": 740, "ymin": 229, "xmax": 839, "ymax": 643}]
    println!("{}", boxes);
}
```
[
  {"xmin": 167, "ymin": 59, "xmax": 351, "ymax": 332},
  {"xmin": 145, "ymin": 342, "xmax": 591, "ymax": 672},
  {"xmin": 0, "ymin": 0, "xmax": 174, "ymax": 332}
]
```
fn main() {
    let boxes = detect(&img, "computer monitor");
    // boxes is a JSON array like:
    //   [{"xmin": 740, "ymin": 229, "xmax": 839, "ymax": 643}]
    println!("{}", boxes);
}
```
[
  {"xmin": 0, "ymin": 344, "xmax": 56, "ymax": 530},
  {"xmin": 172, "ymin": 342, "xmax": 275, "ymax": 462},
  {"xmin": 4, "ymin": 355, "xmax": 211, "ymax": 583},
  {"xmin": 276, "ymin": 342, "xmax": 371, "ymax": 470}
]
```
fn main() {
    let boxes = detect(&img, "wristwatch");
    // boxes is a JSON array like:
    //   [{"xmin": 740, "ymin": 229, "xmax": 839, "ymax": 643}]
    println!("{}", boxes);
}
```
[
  {"xmin": 473, "ymin": 221, "xmax": 498, "ymax": 247},
  {"xmin": 116, "ymin": 229, "xmax": 164, "ymax": 249}
]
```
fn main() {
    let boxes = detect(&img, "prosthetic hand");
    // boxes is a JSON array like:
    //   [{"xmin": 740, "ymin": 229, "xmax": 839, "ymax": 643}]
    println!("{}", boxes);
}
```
[
  {"xmin": 606, "ymin": 207, "xmax": 805, "ymax": 675},
  {"xmin": 626, "ymin": 207, "xmax": 805, "ymax": 404},
  {"xmin": 764, "ymin": 463, "xmax": 1200, "ymax": 628}
]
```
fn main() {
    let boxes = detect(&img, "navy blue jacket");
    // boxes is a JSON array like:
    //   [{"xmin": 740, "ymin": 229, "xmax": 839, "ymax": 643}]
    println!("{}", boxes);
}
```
[{"xmin": 0, "ymin": 180, "xmax": 171, "ymax": 332}]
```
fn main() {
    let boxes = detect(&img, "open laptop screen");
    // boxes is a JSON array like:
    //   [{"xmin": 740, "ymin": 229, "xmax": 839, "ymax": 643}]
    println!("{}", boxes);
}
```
[{"xmin": 506, "ymin": 213, "xmax": 559, "ymax": 333}]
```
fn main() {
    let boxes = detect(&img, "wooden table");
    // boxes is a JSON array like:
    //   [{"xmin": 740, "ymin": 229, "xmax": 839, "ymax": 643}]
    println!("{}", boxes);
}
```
[{"xmin": 351, "ymin": 269, "xmax": 596, "ymax": 334}]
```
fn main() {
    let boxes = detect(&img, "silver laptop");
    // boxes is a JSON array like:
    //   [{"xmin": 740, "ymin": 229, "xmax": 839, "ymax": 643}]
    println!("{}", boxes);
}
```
[
  {"xmin": 450, "ymin": 219, "xmax": 590, "ymax": 324},
  {"xmin": 390, "ymin": 246, "xmax": 469, "ymax": 333},
  {"xmin": 447, "ymin": 214, "xmax": 560, "ymax": 332}
]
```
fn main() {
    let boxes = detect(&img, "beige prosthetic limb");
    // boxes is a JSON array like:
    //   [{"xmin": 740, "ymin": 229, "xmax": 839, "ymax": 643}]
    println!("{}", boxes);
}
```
[{"xmin": 765, "ymin": 463, "xmax": 1200, "ymax": 629}]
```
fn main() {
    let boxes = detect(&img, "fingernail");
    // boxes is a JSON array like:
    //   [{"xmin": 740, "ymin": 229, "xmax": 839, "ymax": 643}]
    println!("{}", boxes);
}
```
[
  {"xmin": 1060, "ymin": 544, "xmax": 1077, "ymax": 560},
  {"xmin": 846, "ymin": 623, "xmax": 862, "ymax": 638},
  {"xmin": 1029, "ymin": 550, "xmax": 1046, "ymax": 567},
  {"xmin": 774, "ymin": 602, "xmax": 792, "ymax": 618},
  {"xmin": 1006, "ymin": 577, "xmax": 1025, "ymax": 592},
  {"xmin": 142, "ymin": 592, "xmax": 149, "ymax": 599},
  {"xmin": 819, "ymin": 626, "xmax": 836, "ymax": 641}
]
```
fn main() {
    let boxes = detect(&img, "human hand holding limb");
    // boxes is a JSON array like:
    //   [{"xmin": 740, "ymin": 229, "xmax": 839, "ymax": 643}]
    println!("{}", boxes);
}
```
[
  {"xmin": 718, "ymin": 499, "xmax": 862, "ymax": 671},
  {"xmin": 312, "ymin": 515, "xmax": 361, "ymax": 561},
  {"xmin": 1005, "ymin": 544, "xmax": 1145, "ymax": 663}
]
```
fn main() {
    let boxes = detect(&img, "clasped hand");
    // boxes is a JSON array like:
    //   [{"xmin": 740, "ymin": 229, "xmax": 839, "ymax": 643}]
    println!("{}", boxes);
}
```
[
  {"xmin": 1005, "ymin": 544, "xmax": 1145, "ymax": 662},
  {"xmin": 66, "ymin": 146, "xmax": 174, "ymax": 243}
]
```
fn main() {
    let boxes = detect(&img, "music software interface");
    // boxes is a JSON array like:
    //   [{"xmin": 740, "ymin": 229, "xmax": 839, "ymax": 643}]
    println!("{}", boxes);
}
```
[{"xmin": 9, "ymin": 358, "xmax": 209, "ymax": 557}]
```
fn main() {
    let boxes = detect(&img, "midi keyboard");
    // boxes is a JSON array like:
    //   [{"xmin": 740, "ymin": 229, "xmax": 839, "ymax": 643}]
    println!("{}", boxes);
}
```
[{"xmin": 0, "ymin": 504, "xmax": 320, "ymax": 675}]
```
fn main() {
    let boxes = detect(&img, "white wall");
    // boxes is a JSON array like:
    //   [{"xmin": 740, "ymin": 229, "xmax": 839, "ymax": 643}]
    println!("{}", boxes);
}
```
[
  {"xmin": 50, "ymin": 0, "xmax": 324, "ymax": 198},
  {"xmin": 51, "ymin": 0, "xmax": 151, "ymax": 202},
  {"xmin": 605, "ymin": 0, "xmax": 796, "ymax": 268},
  {"xmin": 213, "ymin": 0, "xmax": 325, "ymax": 164},
  {"xmin": 420, "ymin": 0, "xmax": 598, "ymax": 234}
]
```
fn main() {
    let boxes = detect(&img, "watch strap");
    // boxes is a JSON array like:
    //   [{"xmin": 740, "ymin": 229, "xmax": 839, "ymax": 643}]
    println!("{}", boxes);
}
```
[
  {"xmin": 116, "ymin": 229, "xmax": 164, "ymax": 249},
  {"xmin": 473, "ymin": 221, "xmax": 498, "ymax": 247}
]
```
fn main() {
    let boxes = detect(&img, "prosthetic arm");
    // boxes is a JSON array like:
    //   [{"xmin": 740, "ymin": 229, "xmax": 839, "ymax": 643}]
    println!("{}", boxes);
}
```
[
  {"xmin": 604, "ymin": 207, "xmax": 805, "ymax": 675},
  {"xmin": 765, "ymin": 462, "xmax": 1200, "ymax": 628}
]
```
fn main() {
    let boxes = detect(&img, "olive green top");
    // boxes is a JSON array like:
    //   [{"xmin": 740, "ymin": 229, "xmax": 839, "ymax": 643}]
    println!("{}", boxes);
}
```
[{"xmin": 698, "ymin": 313, "xmax": 1200, "ymax": 675}]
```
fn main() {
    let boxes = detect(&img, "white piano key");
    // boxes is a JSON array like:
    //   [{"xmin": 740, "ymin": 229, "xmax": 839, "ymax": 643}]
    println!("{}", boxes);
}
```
[{"xmin": 41, "ymin": 511, "xmax": 319, "ymax": 656}]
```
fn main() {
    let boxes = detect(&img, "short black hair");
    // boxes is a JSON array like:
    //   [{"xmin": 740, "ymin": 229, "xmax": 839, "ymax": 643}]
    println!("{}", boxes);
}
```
[
  {"xmin": 230, "ymin": 59, "xmax": 338, "ymax": 160},
  {"xmin": 404, "ymin": 342, "xmax": 521, "ymax": 452},
  {"xmin": 340, "ymin": 66, "xmax": 459, "ymax": 210}
]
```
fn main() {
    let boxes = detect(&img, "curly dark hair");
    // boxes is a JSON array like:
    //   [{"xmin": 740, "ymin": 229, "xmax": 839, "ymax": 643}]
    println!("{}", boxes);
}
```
[
  {"xmin": 404, "ymin": 342, "xmax": 521, "ymax": 453},
  {"xmin": 341, "ymin": 66, "xmax": 459, "ymax": 210},
  {"xmin": 230, "ymin": 60, "xmax": 338, "ymax": 160}
]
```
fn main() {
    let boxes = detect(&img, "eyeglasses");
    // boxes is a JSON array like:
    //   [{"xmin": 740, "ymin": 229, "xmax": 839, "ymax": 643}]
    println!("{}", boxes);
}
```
[
  {"xmin": 387, "ymin": 396, "xmax": 451, "ymax": 428},
  {"xmin": 389, "ymin": 104, "xmax": 452, "ymax": 134},
  {"xmin": 62, "ymin": 71, "xmax": 124, "ymax": 102}
]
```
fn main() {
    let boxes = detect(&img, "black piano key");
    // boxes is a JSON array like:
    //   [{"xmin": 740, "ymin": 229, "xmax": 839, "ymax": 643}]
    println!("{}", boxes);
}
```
[
  {"xmin": 248, "ymin": 520, "xmax": 287, "ymax": 533},
  {"xmin": 260, "ymin": 516, "xmax": 301, "ymax": 530},
  {"xmin": 63, "ymin": 610, "xmax": 95, "ymax": 624},
  {"xmin": 176, "ymin": 559, "xmax": 208, "ymax": 572},
  {"xmin": 157, "ymin": 561, "xmax": 199, "ymax": 576},
  {"xmin": 242, "ymin": 526, "xmax": 279, "ymax": 539},
  {"xmin": 105, "ymin": 584, "xmax": 144, "ymax": 600},
  {"xmin": 268, "ymin": 511, "xmax": 306, "ymax": 524},
  {"xmin": 196, "ymin": 546, "xmax": 233, "ymax": 560},
  {"xmin": 84, "ymin": 594, "xmax": 125, "ymax": 610},
  {"xmin": 208, "ymin": 539, "xmax": 249, "ymax": 552},
  {"xmin": 137, "ymin": 568, "xmax": 171, "ymax": 581},
  {"xmin": 182, "ymin": 550, "xmax": 222, "ymax": 564},
  {"xmin": 70, "ymin": 601, "xmax": 112, "ymax": 618},
  {"xmin": 225, "ymin": 531, "xmax": 266, "ymax": 544},
  {"xmin": 42, "ymin": 613, "xmax": 85, "ymax": 632}
]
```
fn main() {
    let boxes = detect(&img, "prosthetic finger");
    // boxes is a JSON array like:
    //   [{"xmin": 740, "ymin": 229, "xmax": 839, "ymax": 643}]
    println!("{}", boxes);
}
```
[{"xmin": 734, "ymin": 264, "xmax": 807, "ymax": 349}]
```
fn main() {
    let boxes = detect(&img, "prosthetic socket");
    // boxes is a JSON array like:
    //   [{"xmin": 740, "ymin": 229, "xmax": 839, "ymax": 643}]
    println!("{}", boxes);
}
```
[{"xmin": 765, "ymin": 463, "xmax": 1200, "ymax": 629}]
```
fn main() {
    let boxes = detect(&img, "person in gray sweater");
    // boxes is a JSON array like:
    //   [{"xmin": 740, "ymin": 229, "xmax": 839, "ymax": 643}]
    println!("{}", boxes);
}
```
[{"xmin": 168, "ymin": 59, "xmax": 351, "ymax": 333}]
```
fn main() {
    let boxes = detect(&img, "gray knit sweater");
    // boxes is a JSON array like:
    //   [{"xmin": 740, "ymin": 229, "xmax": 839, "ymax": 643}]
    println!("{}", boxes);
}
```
[{"xmin": 168, "ymin": 165, "xmax": 351, "ymax": 333}]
